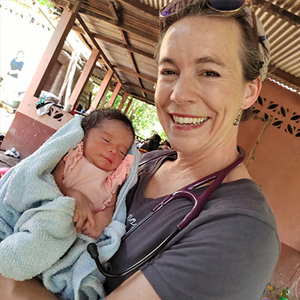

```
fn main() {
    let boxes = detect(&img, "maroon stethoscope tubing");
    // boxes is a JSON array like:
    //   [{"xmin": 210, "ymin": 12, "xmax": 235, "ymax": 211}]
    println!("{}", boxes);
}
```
[{"xmin": 88, "ymin": 146, "xmax": 245, "ymax": 278}]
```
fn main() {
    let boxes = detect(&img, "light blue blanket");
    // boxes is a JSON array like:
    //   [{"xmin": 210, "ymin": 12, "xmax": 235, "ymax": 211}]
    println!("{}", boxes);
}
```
[{"xmin": 0, "ymin": 115, "xmax": 140, "ymax": 300}]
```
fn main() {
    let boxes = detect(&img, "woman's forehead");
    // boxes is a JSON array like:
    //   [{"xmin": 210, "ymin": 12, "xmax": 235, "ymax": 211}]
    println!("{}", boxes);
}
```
[{"xmin": 160, "ymin": 16, "xmax": 242, "ymax": 62}]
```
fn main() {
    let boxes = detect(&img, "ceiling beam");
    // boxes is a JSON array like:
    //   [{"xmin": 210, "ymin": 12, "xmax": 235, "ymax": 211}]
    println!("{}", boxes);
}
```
[
  {"xmin": 79, "ymin": 8, "xmax": 158, "ymax": 42},
  {"xmin": 268, "ymin": 65, "xmax": 300, "ymax": 91},
  {"xmin": 113, "ymin": 65, "xmax": 156, "ymax": 83},
  {"xmin": 75, "ymin": 13, "xmax": 123, "ymax": 85},
  {"xmin": 72, "ymin": 25, "xmax": 155, "ymax": 59},
  {"xmin": 123, "ymin": 82, "xmax": 155, "ymax": 95},
  {"xmin": 254, "ymin": 0, "xmax": 300, "ymax": 26},
  {"xmin": 94, "ymin": 33, "xmax": 154, "ymax": 59},
  {"xmin": 109, "ymin": 0, "xmax": 147, "ymax": 98},
  {"xmin": 130, "ymin": 93, "xmax": 155, "ymax": 105},
  {"xmin": 117, "ymin": 0, "xmax": 158, "ymax": 17}
]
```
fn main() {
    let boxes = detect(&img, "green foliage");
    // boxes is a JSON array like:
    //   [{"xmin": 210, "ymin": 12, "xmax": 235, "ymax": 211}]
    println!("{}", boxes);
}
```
[
  {"xmin": 37, "ymin": 0, "xmax": 54, "ymax": 9},
  {"xmin": 126, "ymin": 98, "xmax": 167, "ymax": 141}
]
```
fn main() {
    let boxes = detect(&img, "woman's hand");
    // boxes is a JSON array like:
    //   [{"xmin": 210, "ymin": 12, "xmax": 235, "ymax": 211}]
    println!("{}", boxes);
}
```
[
  {"xmin": 82, "ymin": 204, "xmax": 115, "ymax": 239},
  {"xmin": 81, "ymin": 218, "xmax": 103, "ymax": 239}
]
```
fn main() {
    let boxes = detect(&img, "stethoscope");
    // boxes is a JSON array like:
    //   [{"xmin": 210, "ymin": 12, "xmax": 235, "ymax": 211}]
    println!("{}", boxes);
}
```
[{"xmin": 87, "ymin": 146, "xmax": 245, "ymax": 278}]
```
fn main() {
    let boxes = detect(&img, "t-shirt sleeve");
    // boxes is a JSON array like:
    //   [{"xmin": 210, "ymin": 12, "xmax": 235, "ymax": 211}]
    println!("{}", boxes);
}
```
[{"xmin": 141, "ymin": 213, "xmax": 279, "ymax": 300}]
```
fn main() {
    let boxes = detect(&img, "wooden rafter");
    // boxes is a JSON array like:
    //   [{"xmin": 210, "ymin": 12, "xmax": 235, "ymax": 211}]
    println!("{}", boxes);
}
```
[
  {"xmin": 122, "ymin": 82, "xmax": 154, "ymax": 95},
  {"xmin": 75, "ymin": 13, "xmax": 123, "ymax": 85},
  {"xmin": 254, "ymin": 0, "xmax": 300, "ymax": 26},
  {"xmin": 79, "ymin": 7, "xmax": 158, "ymax": 42},
  {"xmin": 113, "ymin": 65, "xmax": 156, "ymax": 83},
  {"xmin": 117, "ymin": 0, "xmax": 158, "ymax": 17},
  {"xmin": 268, "ymin": 65, "xmax": 300, "ymax": 92},
  {"xmin": 71, "ymin": 25, "xmax": 154, "ymax": 59},
  {"xmin": 108, "ymin": 0, "xmax": 147, "ymax": 98}
]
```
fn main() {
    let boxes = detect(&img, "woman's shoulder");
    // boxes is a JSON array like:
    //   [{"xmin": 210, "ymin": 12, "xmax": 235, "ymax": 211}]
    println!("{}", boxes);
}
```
[
  {"xmin": 139, "ymin": 150, "xmax": 176, "ymax": 166},
  {"xmin": 206, "ymin": 179, "xmax": 278, "ymax": 231}
]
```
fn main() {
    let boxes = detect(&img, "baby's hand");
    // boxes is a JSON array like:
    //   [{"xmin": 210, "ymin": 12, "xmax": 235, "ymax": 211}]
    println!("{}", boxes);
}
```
[
  {"xmin": 82, "ymin": 219, "xmax": 103, "ymax": 239},
  {"xmin": 72, "ymin": 191, "xmax": 95, "ymax": 233}
]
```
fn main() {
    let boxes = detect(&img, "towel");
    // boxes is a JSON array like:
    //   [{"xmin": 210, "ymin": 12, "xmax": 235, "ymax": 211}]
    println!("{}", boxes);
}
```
[{"xmin": 0, "ymin": 115, "xmax": 140, "ymax": 300}]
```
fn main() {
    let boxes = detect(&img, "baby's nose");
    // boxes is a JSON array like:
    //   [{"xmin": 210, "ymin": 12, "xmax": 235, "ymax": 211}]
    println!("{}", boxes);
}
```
[{"xmin": 109, "ymin": 145, "xmax": 117, "ymax": 154}]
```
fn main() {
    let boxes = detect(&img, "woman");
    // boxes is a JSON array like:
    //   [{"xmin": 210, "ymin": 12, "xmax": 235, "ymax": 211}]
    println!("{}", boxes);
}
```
[
  {"xmin": 104, "ymin": 1, "xmax": 279, "ymax": 299},
  {"xmin": 0, "ymin": 0, "xmax": 279, "ymax": 299}
]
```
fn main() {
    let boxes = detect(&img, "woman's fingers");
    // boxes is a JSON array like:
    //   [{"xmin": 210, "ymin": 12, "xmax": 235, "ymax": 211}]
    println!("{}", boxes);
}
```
[{"xmin": 87, "ymin": 213, "xmax": 96, "ymax": 229}]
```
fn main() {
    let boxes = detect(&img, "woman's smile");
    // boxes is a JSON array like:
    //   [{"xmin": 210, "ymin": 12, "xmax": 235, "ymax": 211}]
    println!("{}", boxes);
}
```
[{"xmin": 171, "ymin": 113, "xmax": 209, "ymax": 130}]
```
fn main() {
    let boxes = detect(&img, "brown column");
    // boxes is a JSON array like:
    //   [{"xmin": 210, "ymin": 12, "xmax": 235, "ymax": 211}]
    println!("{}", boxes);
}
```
[
  {"xmin": 66, "ymin": 48, "xmax": 100, "ymax": 111},
  {"xmin": 107, "ymin": 82, "xmax": 122, "ymax": 108},
  {"xmin": 90, "ymin": 69, "xmax": 113, "ymax": 111},
  {"xmin": 117, "ymin": 92, "xmax": 128, "ymax": 110},
  {"xmin": 124, "ymin": 98, "xmax": 133, "ymax": 114}
]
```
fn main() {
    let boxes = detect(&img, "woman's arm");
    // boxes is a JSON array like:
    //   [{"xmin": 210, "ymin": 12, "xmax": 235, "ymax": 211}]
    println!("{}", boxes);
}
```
[
  {"xmin": 0, "ymin": 275, "xmax": 59, "ymax": 300},
  {"xmin": 105, "ymin": 271, "xmax": 160, "ymax": 300}
]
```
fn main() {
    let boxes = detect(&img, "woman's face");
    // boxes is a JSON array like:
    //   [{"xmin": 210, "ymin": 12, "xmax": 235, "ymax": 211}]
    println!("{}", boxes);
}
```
[
  {"xmin": 83, "ymin": 120, "xmax": 133, "ymax": 172},
  {"xmin": 155, "ymin": 15, "xmax": 259, "ymax": 155}
]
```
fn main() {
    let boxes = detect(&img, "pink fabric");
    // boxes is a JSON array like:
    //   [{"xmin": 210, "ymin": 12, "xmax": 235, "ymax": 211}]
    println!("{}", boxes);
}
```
[{"xmin": 62, "ymin": 142, "xmax": 134, "ymax": 213}]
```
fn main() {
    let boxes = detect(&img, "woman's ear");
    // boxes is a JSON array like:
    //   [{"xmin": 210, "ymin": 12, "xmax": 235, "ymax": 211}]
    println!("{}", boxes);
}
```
[{"xmin": 241, "ymin": 77, "xmax": 262, "ymax": 109}]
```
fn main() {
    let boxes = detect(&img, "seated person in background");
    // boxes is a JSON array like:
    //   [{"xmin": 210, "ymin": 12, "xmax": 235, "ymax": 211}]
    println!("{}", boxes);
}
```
[
  {"xmin": 158, "ymin": 140, "xmax": 171, "ymax": 150},
  {"xmin": 139, "ymin": 133, "xmax": 161, "ymax": 153},
  {"xmin": 53, "ymin": 108, "xmax": 135, "ymax": 239}
]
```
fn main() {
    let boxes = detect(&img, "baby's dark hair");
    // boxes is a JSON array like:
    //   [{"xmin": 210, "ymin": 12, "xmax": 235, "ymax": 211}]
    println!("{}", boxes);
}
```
[{"xmin": 81, "ymin": 108, "xmax": 135, "ymax": 138}]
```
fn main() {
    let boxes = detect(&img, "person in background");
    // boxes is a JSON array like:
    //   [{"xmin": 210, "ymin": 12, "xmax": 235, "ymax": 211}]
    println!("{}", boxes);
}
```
[
  {"xmin": 7, "ymin": 51, "xmax": 25, "ymax": 79},
  {"xmin": 158, "ymin": 140, "xmax": 171, "ymax": 150},
  {"xmin": 1, "ymin": 50, "xmax": 25, "ymax": 108},
  {"xmin": 0, "ymin": 0, "xmax": 280, "ymax": 299},
  {"xmin": 139, "ymin": 133, "xmax": 161, "ymax": 153}
]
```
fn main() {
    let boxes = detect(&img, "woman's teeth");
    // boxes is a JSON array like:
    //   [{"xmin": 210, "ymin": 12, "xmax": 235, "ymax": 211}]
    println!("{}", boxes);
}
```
[{"xmin": 173, "ymin": 116, "xmax": 207, "ymax": 125}]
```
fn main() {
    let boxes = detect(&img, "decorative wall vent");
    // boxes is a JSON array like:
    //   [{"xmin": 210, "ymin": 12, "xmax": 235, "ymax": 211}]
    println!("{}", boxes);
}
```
[
  {"xmin": 252, "ymin": 96, "xmax": 300, "ymax": 138},
  {"xmin": 47, "ymin": 107, "xmax": 64, "ymax": 122}
]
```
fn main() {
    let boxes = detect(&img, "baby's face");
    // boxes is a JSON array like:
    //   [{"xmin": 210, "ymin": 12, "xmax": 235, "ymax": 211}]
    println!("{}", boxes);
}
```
[{"xmin": 83, "ymin": 120, "xmax": 134, "ymax": 172}]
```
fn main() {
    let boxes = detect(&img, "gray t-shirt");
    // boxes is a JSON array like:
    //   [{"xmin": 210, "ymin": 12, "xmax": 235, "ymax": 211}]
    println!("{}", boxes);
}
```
[{"xmin": 104, "ymin": 151, "xmax": 280, "ymax": 300}]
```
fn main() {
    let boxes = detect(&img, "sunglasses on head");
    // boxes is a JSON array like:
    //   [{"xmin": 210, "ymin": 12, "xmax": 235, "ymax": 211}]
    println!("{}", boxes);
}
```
[{"xmin": 160, "ymin": 0, "xmax": 258, "ymax": 46}]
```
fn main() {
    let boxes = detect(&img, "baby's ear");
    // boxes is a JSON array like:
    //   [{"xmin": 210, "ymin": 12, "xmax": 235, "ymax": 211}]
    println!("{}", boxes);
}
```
[{"xmin": 242, "ymin": 77, "xmax": 262, "ymax": 109}]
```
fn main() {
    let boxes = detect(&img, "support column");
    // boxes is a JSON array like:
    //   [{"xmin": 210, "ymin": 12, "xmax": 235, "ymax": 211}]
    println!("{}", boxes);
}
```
[
  {"xmin": 117, "ymin": 92, "xmax": 128, "ymax": 110},
  {"xmin": 90, "ymin": 69, "xmax": 113, "ymax": 111},
  {"xmin": 107, "ymin": 82, "xmax": 122, "ymax": 108},
  {"xmin": 124, "ymin": 98, "xmax": 133, "ymax": 114},
  {"xmin": 19, "ymin": 8, "xmax": 78, "ymax": 113},
  {"xmin": 66, "ymin": 48, "xmax": 100, "ymax": 111},
  {"xmin": 1, "ymin": 7, "xmax": 78, "ymax": 158}
]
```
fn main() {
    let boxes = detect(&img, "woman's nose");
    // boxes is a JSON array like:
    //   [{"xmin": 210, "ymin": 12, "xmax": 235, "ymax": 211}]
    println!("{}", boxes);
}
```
[{"xmin": 170, "ymin": 75, "xmax": 198, "ymax": 105}]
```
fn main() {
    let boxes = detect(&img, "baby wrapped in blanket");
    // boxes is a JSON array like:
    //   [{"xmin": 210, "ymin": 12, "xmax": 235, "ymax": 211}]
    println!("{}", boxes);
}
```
[{"xmin": 0, "ymin": 108, "xmax": 140, "ymax": 300}]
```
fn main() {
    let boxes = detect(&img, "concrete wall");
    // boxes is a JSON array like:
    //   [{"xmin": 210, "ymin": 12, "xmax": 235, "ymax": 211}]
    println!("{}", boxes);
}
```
[{"xmin": 238, "ymin": 78, "xmax": 300, "ymax": 297}]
